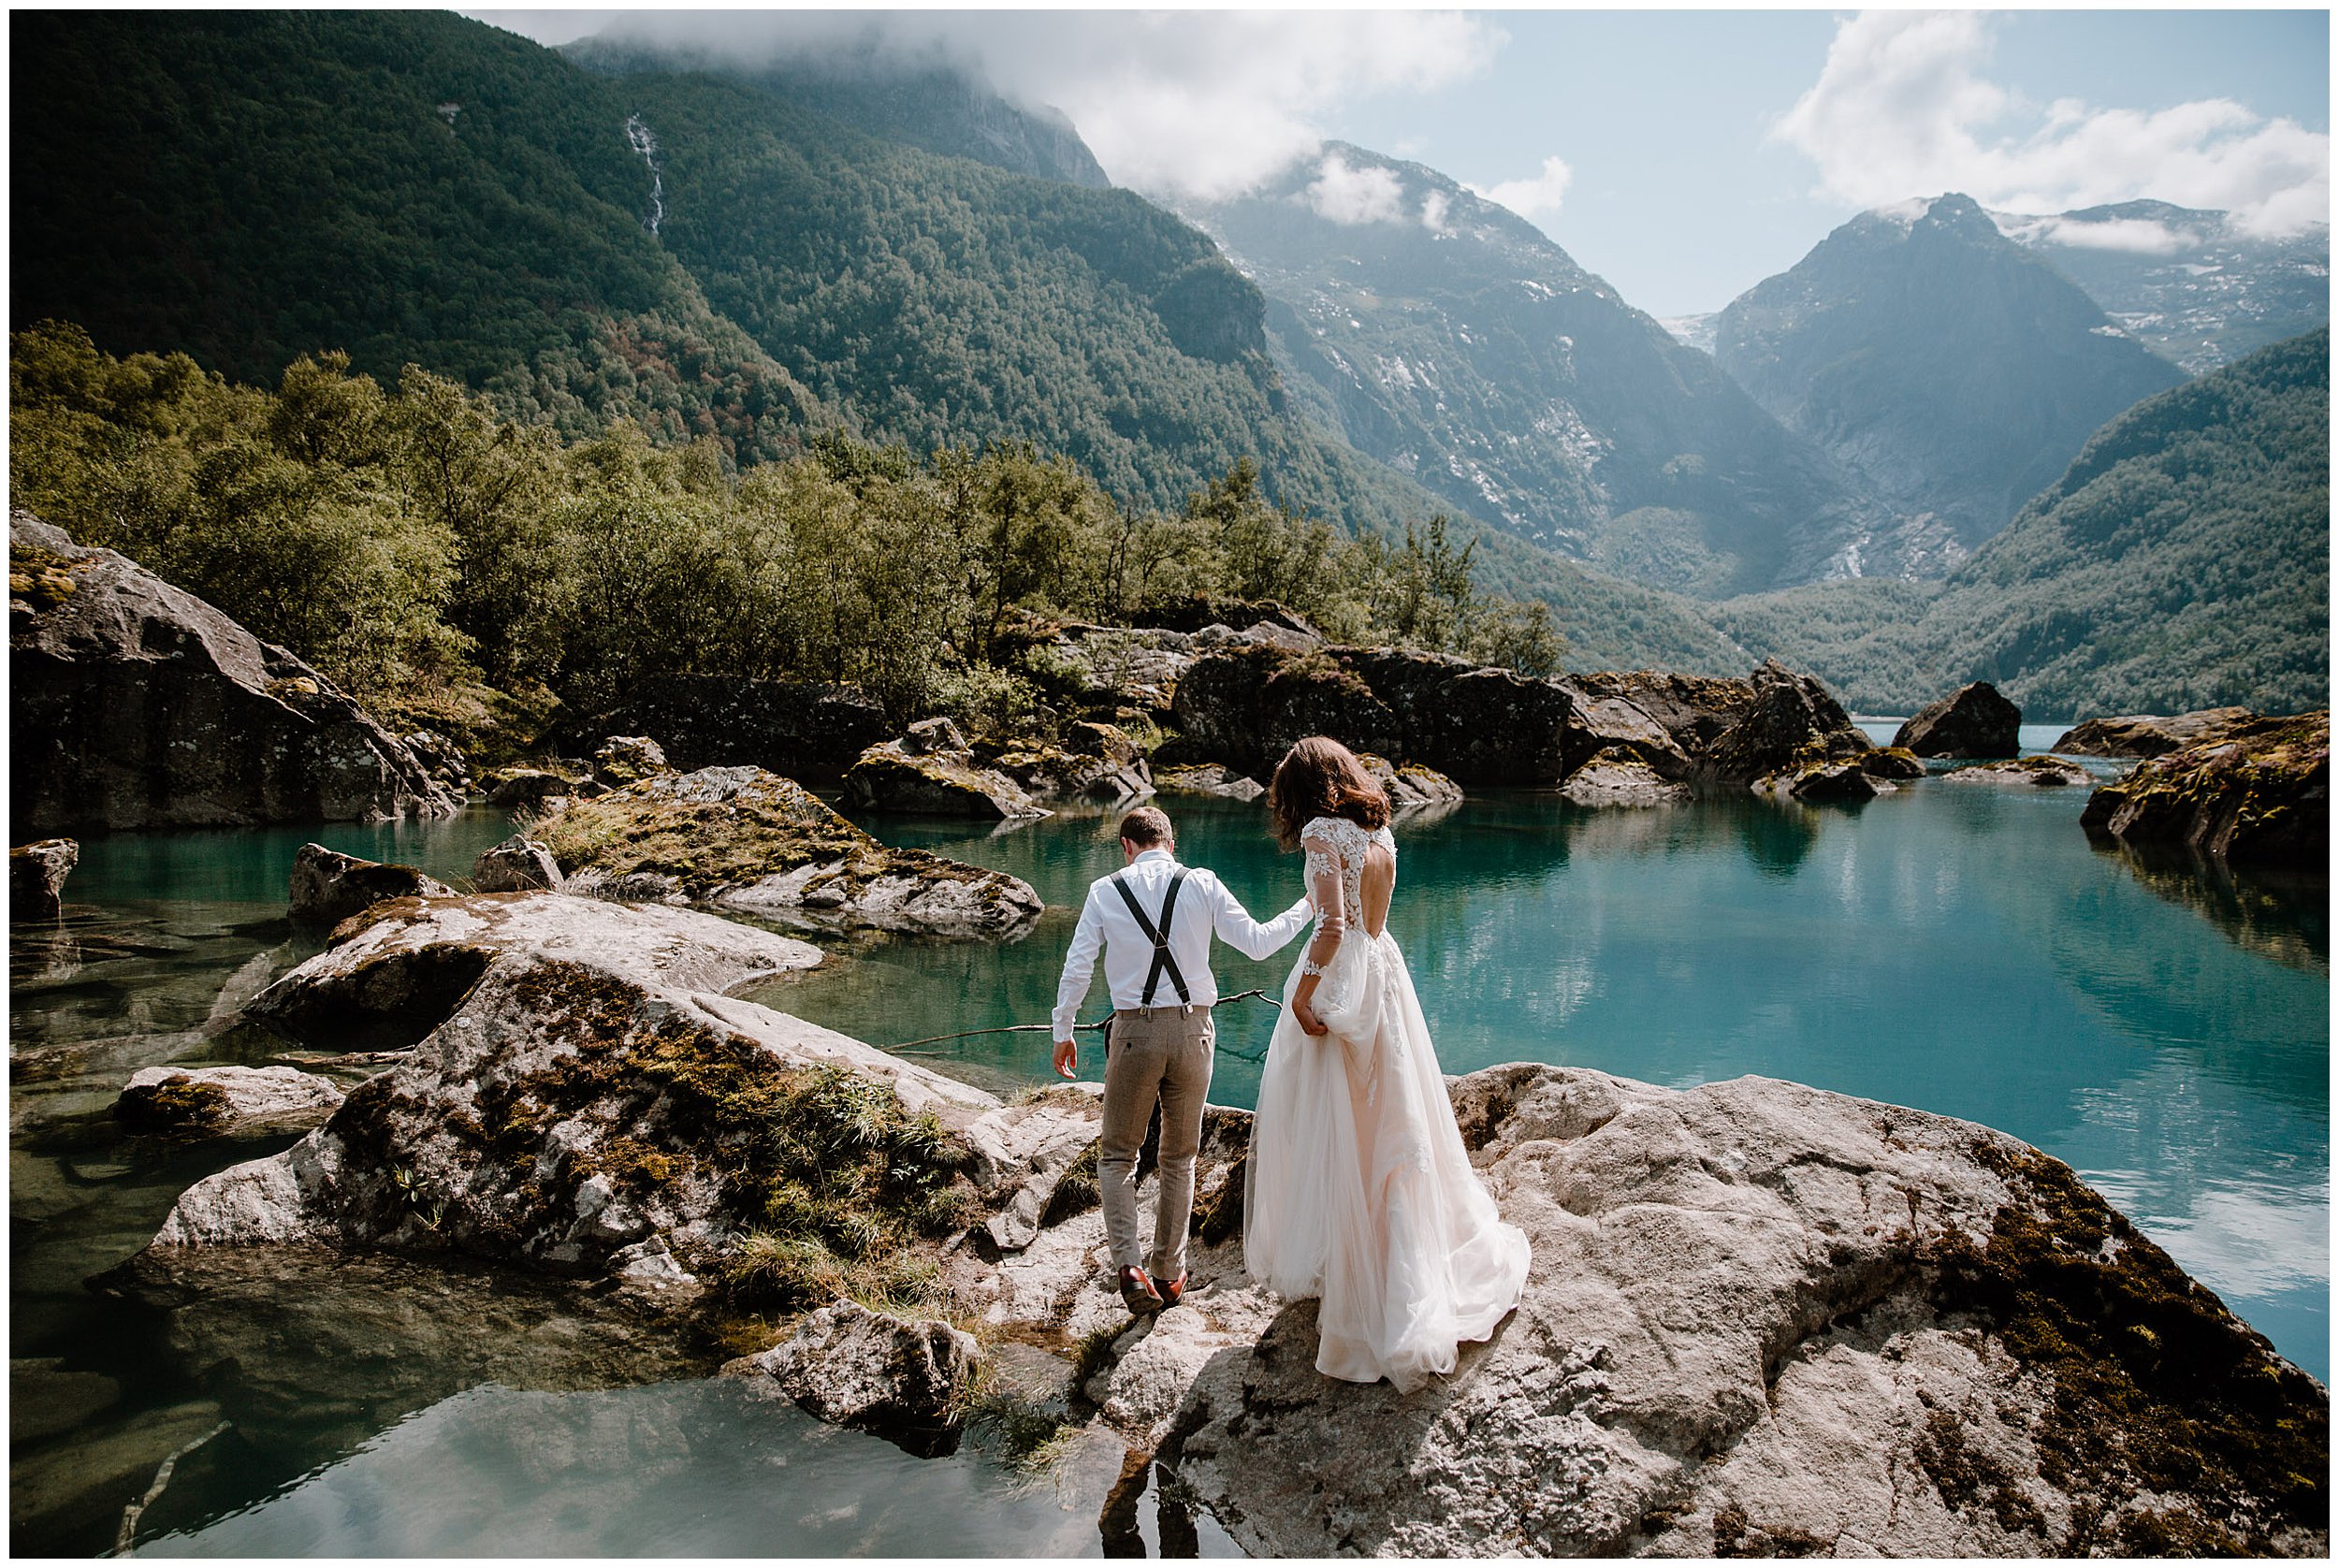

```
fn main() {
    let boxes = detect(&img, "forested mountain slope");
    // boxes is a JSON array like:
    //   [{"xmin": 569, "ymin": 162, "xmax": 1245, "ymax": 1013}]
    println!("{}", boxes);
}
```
[
  {"xmin": 1710, "ymin": 330, "xmax": 2330, "ymax": 719},
  {"xmin": 1717, "ymin": 194, "xmax": 2188, "ymax": 565}
]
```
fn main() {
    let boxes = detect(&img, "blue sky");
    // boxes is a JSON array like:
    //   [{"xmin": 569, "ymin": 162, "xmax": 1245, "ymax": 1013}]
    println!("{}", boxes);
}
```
[{"xmin": 466, "ymin": 8, "xmax": 2331, "ymax": 316}]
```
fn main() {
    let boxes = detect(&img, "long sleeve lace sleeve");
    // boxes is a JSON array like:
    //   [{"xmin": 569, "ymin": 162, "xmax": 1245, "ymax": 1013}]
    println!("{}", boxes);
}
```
[{"xmin": 1299, "ymin": 830, "xmax": 1345, "ymax": 978}]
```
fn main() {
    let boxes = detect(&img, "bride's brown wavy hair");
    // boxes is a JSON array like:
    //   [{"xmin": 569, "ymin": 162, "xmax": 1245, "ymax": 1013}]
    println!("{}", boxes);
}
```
[{"xmin": 1268, "ymin": 736, "xmax": 1390, "ymax": 851}]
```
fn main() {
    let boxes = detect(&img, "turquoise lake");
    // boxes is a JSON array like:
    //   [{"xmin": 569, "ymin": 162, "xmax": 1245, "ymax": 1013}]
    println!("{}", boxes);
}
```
[{"xmin": 9, "ymin": 727, "xmax": 2328, "ymax": 1554}]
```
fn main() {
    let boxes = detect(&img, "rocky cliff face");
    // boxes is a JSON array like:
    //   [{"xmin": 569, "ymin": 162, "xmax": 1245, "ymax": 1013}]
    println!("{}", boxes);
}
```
[
  {"xmin": 8, "ymin": 514, "xmax": 458, "ymax": 833},
  {"xmin": 146, "ymin": 898, "xmax": 2326, "ymax": 1557},
  {"xmin": 1716, "ymin": 195, "xmax": 2187, "ymax": 564}
]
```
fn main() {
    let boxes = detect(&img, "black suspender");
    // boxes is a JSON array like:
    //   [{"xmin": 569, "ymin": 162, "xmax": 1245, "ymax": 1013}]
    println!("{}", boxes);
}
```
[{"xmin": 1108, "ymin": 867, "xmax": 1191, "ymax": 1006}]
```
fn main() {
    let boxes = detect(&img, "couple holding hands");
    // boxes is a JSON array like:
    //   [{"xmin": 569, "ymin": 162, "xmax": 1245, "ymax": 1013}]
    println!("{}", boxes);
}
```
[{"xmin": 1052, "ymin": 737, "xmax": 1529, "ymax": 1392}]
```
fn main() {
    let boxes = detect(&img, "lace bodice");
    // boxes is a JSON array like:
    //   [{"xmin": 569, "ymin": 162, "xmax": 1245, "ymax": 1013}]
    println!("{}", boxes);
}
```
[{"xmin": 1301, "ymin": 814, "xmax": 1397, "ymax": 932}]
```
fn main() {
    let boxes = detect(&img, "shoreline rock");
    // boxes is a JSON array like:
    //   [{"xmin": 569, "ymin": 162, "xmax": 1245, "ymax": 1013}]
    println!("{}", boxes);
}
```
[
  {"xmin": 845, "ymin": 719, "xmax": 1050, "ymax": 820},
  {"xmin": 288, "ymin": 843, "xmax": 454, "ymax": 925},
  {"xmin": 2079, "ymin": 711, "xmax": 2328, "ymax": 864},
  {"xmin": 2055, "ymin": 706, "xmax": 2259, "ymax": 759},
  {"xmin": 1895, "ymin": 682, "xmax": 2022, "ymax": 759},
  {"xmin": 115, "ymin": 1064, "xmax": 344, "ymax": 1138},
  {"xmin": 540, "ymin": 765, "xmax": 1044, "ymax": 939},
  {"xmin": 544, "ymin": 677, "xmax": 893, "ymax": 786},
  {"xmin": 11, "ymin": 837, "xmax": 78, "ymax": 919},
  {"xmin": 134, "ymin": 906, "xmax": 2325, "ymax": 1557},
  {"xmin": 10, "ymin": 513, "xmax": 459, "ymax": 832},
  {"xmin": 1944, "ymin": 756, "xmax": 2092, "ymax": 789}
]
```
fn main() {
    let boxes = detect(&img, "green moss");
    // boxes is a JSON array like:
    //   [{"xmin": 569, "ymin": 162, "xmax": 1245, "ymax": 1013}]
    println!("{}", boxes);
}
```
[
  {"xmin": 8, "ymin": 542, "xmax": 92, "ymax": 611},
  {"xmin": 1187, "ymin": 1150, "xmax": 1246, "ymax": 1248},
  {"xmin": 1040, "ymin": 1140, "xmax": 1102, "ymax": 1227},
  {"xmin": 1914, "ymin": 1409, "xmax": 2049, "ymax": 1539},
  {"xmin": 1070, "ymin": 1321, "xmax": 1125, "ymax": 1387},
  {"xmin": 1928, "ymin": 1143, "xmax": 2328, "ymax": 1552},
  {"xmin": 112, "ymin": 1076, "xmax": 232, "ymax": 1135}
]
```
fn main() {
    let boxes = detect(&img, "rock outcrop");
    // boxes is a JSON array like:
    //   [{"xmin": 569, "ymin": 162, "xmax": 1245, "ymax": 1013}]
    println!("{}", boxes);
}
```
[
  {"xmin": 2080, "ymin": 711, "xmax": 2328, "ymax": 864},
  {"xmin": 2054, "ymin": 706, "xmax": 2258, "ymax": 759},
  {"xmin": 114, "ymin": 1065, "xmax": 344, "ymax": 1137},
  {"xmin": 1170, "ymin": 645, "xmax": 1568, "ymax": 784},
  {"xmin": 1358, "ymin": 753, "xmax": 1464, "ymax": 808},
  {"xmin": 9, "ymin": 514, "xmax": 459, "ymax": 832},
  {"xmin": 139, "ymin": 911, "xmax": 2325, "ymax": 1557},
  {"xmin": 1562, "ymin": 671, "xmax": 1755, "ymax": 761},
  {"xmin": 1152, "ymin": 763, "xmax": 1266, "ymax": 802},
  {"xmin": 724, "ymin": 1300, "xmax": 979, "ymax": 1434},
  {"xmin": 979, "ymin": 722, "xmax": 1155, "ymax": 806},
  {"xmin": 11, "ymin": 837, "xmax": 77, "ymax": 919},
  {"xmin": 844, "ymin": 719, "xmax": 1049, "ymax": 820},
  {"xmin": 471, "ymin": 835, "xmax": 564, "ymax": 893},
  {"xmin": 1895, "ymin": 682, "xmax": 2023, "ymax": 759},
  {"xmin": 483, "ymin": 766, "xmax": 585, "ymax": 811},
  {"xmin": 1013, "ymin": 617, "xmax": 1324, "ymax": 724},
  {"xmin": 288, "ymin": 843, "xmax": 453, "ymax": 925},
  {"xmin": 1944, "ymin": 756, "xmax": 2092, "ymax": 788},
  {"xmin": 591, "ymin": 735, "xmax": 672, "ymax": 788},
  {"xmin": 538, "ymin": 765, "xmax": 1043, "ymax": 938},
  {"xmin": 1559, "ymin": 753, "xmax": 1691, "ymax": 808},
  {"xmin": 544, "ymin": 676, "xmax": 893, "ymax": 785},
  {"xmin": 1704, "ymin": 660, "xmax": 1873, "ymax": 785}
]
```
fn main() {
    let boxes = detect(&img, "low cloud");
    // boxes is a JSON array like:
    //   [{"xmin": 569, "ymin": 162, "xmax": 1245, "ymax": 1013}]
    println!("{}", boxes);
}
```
[
  {"xmin": 520, "ymin": 9, "xmax": 1503, "ymax": 202},
  {"xmin": 1466, "ymin": 155, "xmax": 1575, "ymax": 225},
  {"xmin": 1306, "ymin": 154, "xmax": 1408, "ymax": 225},
  {"xmin": 1775, "ymin": 11, "xmax": 2329, "ymax": 236},
  {"xmin": 1994, "ymin": 213, "xmax": 2202, "ymax": 254}
]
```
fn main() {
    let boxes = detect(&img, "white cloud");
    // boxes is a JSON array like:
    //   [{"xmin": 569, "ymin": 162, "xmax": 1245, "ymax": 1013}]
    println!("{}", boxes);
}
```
[
  {"xmin": 1993, "ymin": 213, "xmax": 2201, "ymax": 255},
  {"xmin": 1466, "ymin": 155, "xmax": 1574, "ymax": 225},
  {"xmin": 517, "ymin": 9, "xmax": 1504, "ymax": 202},
  {"xmin": 1420, "ymin": 189, "xmax": 1453, "ymax": 236},
  {"xmin": 1304, "ymin": 154, "xmax": 1407, "ymax": 225},
  {"xmin": 1775, "ymin": 11, "xmax": 2329, "ymax": 236}
]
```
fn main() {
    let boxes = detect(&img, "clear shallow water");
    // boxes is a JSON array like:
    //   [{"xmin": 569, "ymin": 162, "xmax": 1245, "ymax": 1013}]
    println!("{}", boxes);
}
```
[{"xmin": 11, "ymin": 748, "xmax": 2329, "ymax": 1553}]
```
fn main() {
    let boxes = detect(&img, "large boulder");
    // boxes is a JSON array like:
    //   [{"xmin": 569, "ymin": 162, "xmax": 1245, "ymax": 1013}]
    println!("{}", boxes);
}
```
[
  {"xmin": 724, "ymin": 1299, "xmax": 979, "ymax": 1433},
  {"xmin": 1559, "ymin": 752, "xmax": 1692, "ymax": 808},
  {"xmin": 1704, "ymin": 661, "xmax": 1871, "ymax": 784},
  {"xmin": 844, "ymin": 723, "xmax": 1048, "ymax": 820},
  {"xmin": 10, "ymin": 837, "xmax": 77, "ymax": 919},
  {"xmin": 2054, "ymin": 706, "xmax": 2259, "ymax": 759},
  {"xmin": 1152, "ymin": 763, "xmax": 1265, "ymax": 802},
  {"xmin": 471, "ymin": 835, "xmax": 564, "ymax": 893},
  {"xmin": 539, "ymin": 765, "xmax": 1044, "ymax": 938},
  {"xmin": 8, "ymin": 513, "xmax": 459, "ymax": 832},
  {"xmin": 1562, "ymin": 671, "xmax": 1756, "ymax": 758},
  {"xmin": 483, "ymin": 766, "xmax": 585, "ymax": 811},
  {"xmin": 1894, "ymin": 682, "xmax": 2022, "ymax": 759},
  {"xmin": 2079, "ymin": 711, "xmax": 2328, "ymax": 864},
  {"xmin": 1552, "ymin": 677, "xmax": 1697, "ymax": 780},
  {"xmin": 543, "ymin": 676, "xmax": 893, "ymax": 786},
  {"xmin": 1170, "ymin": 645, "xmax": 1566, "ymax": 784},
  {"xmin": 114, "ymin": 1065, "xmax": 343, "ymax": 1138},
  {"xmin": 1358, "ymin": 753, "xmax": 1464, "ymax": 809},
  {"xmin": 288, "ymin": 843, "xmax": 453, "ymax": 926},
  {"xmin": 590, "ymin": 734, "xmax": 671, "ymax": 788}
]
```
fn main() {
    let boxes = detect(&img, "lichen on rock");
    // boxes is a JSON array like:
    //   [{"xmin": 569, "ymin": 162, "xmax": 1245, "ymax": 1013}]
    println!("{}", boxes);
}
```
[{"xmin": 2080, "ymin": 710, "xmax": 2328, "ymax": 864}]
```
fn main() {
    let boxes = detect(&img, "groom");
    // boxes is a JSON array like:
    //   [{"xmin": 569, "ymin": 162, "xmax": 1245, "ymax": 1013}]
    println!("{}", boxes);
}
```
[{"xmin": 1053, "ymin": 806, "xmax": 1312, "ymax": 1314}]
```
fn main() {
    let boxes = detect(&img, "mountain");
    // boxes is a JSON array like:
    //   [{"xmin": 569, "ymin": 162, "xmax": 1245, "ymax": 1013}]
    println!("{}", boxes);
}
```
[
  {"xmin": 1988, "ymin": 200, "xmax": 2330, "ymax": 376},
  {"xmin": 1171, "ymin": 144, "xmax": 1896, "ymax": 599},
  {"xmin": 1715, "ymin": 193, "xmax": 2189, "ymax": 568},
  {"xmin": 6, "ymin": 10, "xmax": 1746, "ymax": 675},
  {"xmin": 1710, "ymin": 329, "xmax": 2330, "ymax": 719}
]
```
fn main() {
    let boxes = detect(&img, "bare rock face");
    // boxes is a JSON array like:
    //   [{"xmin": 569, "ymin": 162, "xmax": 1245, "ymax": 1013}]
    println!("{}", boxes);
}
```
[
  {"xmin": 288, "ymin": 843, "xmax": 453, "ymax": 926},
  {"xmin": 1944, "ymin": 756, "xmax": 2092, "ymax": 788},
  {"xmin": 1562, "ymin": 671, "xmax": 1755, "ymax": 759},
  {"xmin": 2055, "ymin": 706, "xmax": 2258, "ymax": 758},
  {"xmin": 1559, "ymin": 752, "xmax": 1692, "ymax": 808},
  {"xmin": 472, "ymin": 835, "xmax": 565, "ymax": 893},
  {"xmin": 115, "ymin": 1065, "xmax": 344, "ymax": 1137},
  {"xmin": 1553, "ymin": 678, "xmax": 1698, "ymax": 780},
  {"xmin": 844, "ymin": 726, "xmax": 1048, "ymax": 820},
  {"xmin": 1171, "ymin": 645, "xmax": 1567, "ymax": 784},
  {"xmin": 10, "ymin": 837, "xmax": 77, "ymax": 919},
  {"xmin": 723, "ymin": 1299, "xmax": 979, "ymax": 1432},
  {"xmin": 1358, "ymin": 753, "xmax": 1464, "ymax": 809},
  {"xmin": 2080, "ymin": 711, "xmax": 2328, "ymax": 864},
  {"xmin": 1707, "ymin": 660, "xmax": 1872, "ymax": 785},
  {"xmin": 1160, "ymin": 1067, "xmax": 2328, "ymax": 1558},
  {"xmin": 541, "ymin": 766, "xmax": 1043, "ymax": 939},
  {"xmin": 1895, "ymin": 682, "xmax": 2023, "ymax": 759},
  {"xmin": 1153, "ymin": 763, "xmax": 1266, "ymax": 802},
  {"xmin": 544, "ymin": 676, "xmax": 893, "ymax": 786},
  {"xmin": 981, "ymin": 728, "xmax": 1155, "ymax": 807},
  {"xmin": 8, "ymin": 513, "xmax": 459, "ymax": 832}
]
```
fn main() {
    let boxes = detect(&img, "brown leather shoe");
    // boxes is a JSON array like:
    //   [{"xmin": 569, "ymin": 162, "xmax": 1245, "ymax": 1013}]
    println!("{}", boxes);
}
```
[
  {"xmin": 1155, "ymin": 1270, "xmax": 1189, "ymax": 1310},
  {"xmin": 1118, "ymin": 1265, "xmax": 1163, "ymax": 1315}
]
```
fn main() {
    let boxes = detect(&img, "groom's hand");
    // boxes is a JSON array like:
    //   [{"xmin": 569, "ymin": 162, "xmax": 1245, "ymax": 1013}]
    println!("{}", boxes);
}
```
[{"xmin": 1053, "ymin": 1038, "xmax": 1078, "ymax": 1079}]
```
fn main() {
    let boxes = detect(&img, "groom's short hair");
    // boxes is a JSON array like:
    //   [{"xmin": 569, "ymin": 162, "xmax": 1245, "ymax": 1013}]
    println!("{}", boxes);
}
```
[{"xmin": 1119, "ymin": 806, "xmax": 1173, "ymax": 848}]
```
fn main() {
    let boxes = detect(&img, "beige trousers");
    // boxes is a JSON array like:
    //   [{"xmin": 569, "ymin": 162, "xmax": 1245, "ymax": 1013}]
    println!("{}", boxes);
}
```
[{"xmin": 1099, "ymin": 1004, "xmax": 1214, "ymax": 1280}]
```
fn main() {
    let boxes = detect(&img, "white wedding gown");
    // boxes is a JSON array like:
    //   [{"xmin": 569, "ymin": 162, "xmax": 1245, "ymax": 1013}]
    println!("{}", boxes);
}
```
[{"xmin": 1243, "ymin": 815, "xmax": 1532, "ymax": 1391}]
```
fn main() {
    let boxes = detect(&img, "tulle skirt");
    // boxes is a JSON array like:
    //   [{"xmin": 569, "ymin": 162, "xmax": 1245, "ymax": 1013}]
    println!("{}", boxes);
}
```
[{"xmin": 1243, "ymin": 927, "xmax": 1532, "ymax": 1392}]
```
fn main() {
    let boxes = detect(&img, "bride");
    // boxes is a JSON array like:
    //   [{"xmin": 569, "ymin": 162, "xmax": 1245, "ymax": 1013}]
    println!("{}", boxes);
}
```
[{"xmin": 1243, "ymin": 736, "xmax": 1532, "ymax": 1391}]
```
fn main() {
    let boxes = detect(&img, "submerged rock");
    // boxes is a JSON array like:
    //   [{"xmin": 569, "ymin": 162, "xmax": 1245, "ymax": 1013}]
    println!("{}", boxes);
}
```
[
  {"xmin": 115, "ymin": 1064, "xmax": 344, "ymax": 1137},
  {"xmin": 9, "ymin": 514, "xmax": 459, "ymax": 832},
  {"xmin": 2055, "ymin": 706, "xmax": 2259, "ymax": 759},
  {"xmin": 1895, "ymin": 682, "xmax": 2022, "ymax": 759},
  {"xmin": 10, "ymin": 837, "xmax": 77, "ymax": 919},
  {"xmin": 2080, "ymin": 711, "xmax": 2329, "ymax": 865},
  {"xmin": 1944, "ymin": 756, "xmax": 2092, "ymax": 788},
  {"xmin": 288, "ymin": 843, "xmax": 453, "ymax": 925},
  {"xmin": 543, "ymin": 766, "xmax": 1043, "ymax": 939}
]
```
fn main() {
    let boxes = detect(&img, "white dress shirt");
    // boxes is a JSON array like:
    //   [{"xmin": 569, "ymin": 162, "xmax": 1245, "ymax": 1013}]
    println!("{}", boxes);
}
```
[{"xmin": 1053, "ymin": 849, "xmax": 1314, "ymax": 1038}]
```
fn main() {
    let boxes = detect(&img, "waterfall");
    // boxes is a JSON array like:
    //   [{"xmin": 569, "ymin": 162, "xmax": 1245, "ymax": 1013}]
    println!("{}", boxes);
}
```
[{"xmin": 625, "ymin": 114, "xmax": 664, "ymax": 237}]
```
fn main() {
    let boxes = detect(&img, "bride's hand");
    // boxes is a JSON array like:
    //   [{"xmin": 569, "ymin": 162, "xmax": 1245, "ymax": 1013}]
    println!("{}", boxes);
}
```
[{"xmin": 1292, "ymin": 995, "xmax": 1329, "ymax": 1037}]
